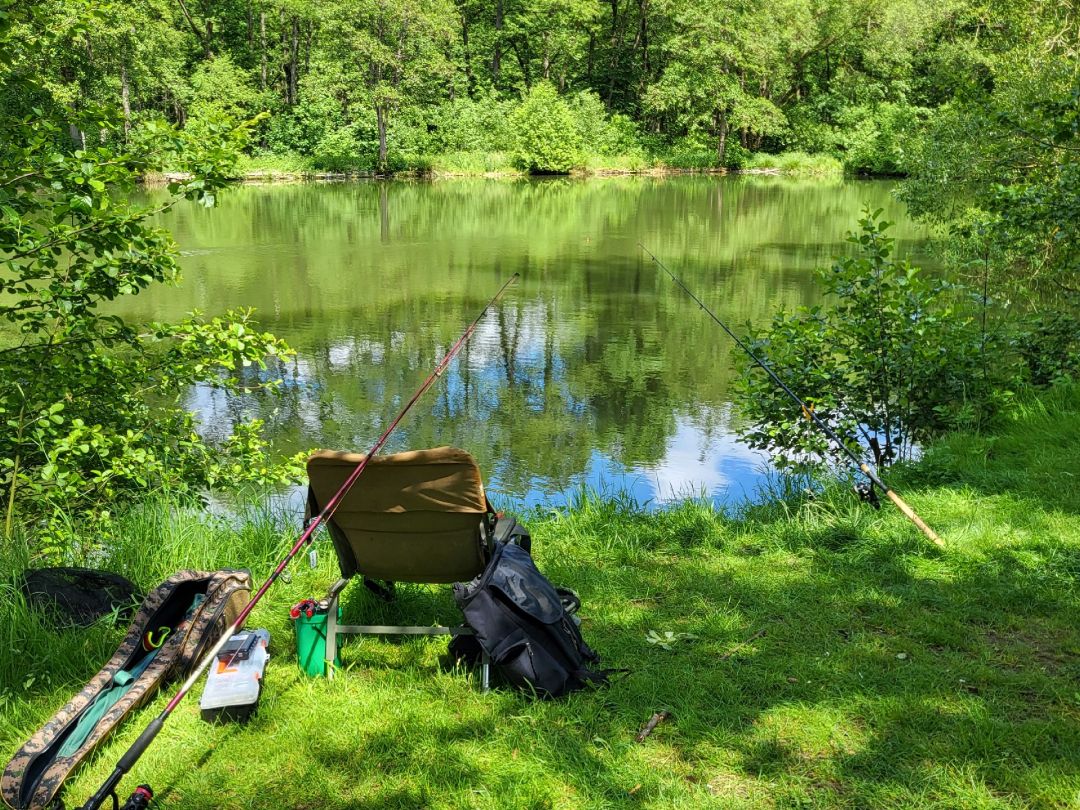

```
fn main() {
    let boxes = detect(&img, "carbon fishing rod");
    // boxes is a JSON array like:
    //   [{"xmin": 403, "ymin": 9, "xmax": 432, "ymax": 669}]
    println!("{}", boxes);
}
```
[
  {"xmin": 78, "ymin": 273, "xmax": 521, "ymax": 810},
  {"xmin": 639, "ymin": 243, "xmax": 943, "ymax": 548}
]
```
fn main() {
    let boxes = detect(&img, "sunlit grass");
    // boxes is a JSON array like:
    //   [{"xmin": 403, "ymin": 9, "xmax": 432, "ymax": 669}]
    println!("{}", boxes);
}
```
[
  {"xmin": 743, "ymin": 151, "xmax": 845, "ymax": 176},
  {"xmin": 2, "ymin": 385, "xmax": 1078, "ymax": 808}
]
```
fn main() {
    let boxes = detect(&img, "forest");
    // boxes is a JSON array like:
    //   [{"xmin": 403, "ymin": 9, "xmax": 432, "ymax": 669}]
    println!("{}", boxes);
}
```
[{"xmin": 14, "ymin": 0, "xmax": 1074, "ymax": 174}]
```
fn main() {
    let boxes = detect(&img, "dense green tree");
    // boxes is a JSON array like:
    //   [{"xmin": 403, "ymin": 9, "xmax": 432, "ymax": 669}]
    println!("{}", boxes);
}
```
[
  {"xmin": 326, "ymin": 0, "xmax": 455, "ymax": 172},
  {"xmin": 0, "ymin": 4, "xmax": 296, "ymax": 549},
  {"xmin": 17, "ymin": 0, "xmax": 1062, "ymax": 174}
]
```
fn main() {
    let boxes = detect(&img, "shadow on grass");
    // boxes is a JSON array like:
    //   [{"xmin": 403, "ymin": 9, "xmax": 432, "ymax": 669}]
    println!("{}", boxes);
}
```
[{"xmin": 294, "ymin": 511, "xmax": 1080, "ymax": 807}]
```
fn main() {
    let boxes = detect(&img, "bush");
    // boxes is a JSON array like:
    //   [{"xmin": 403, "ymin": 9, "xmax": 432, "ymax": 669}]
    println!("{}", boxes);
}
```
[
  {"xmin": 839, "ymin": 102, "xmax": 930, "ymax": 175},
  {"xmin": 510, "ymin": 83, "xmax": 583, "ymax": 174},
  {"xmin": 311, "ymin": 125, "xmax": 369, "ymax": 172},
  {"xmin": 659, "ymin": 137, "xmax": 720, "ymax": 170},
  {"xmin": 737, "ymin": 209, "xmax": 1009, "ymax": 471},
  {"xmin": 565, "ymin": 90, "xmax": 644, "ymax": 157},
  {"xmin": 1018, "ymin": 312, "xmax": 1080, "ymax": 386},
  {"xmin": 429, "ymin": 93, "xmax": 516, "ymax": 153},
  {"xmin": 0, "ymin": 19, "xmax": 300, "ymax": 555}
]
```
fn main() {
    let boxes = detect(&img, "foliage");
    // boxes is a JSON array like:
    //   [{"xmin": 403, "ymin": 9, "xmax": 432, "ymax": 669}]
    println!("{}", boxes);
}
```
[
  {"xmin": 900, "ymin": 6, "xmax": 1080, "ymax": 299},
  {"xmin": 1016, "ymin": 312, "xmax": 1080, "ymax": 387},
  {"xmin": 737, "ymin": 210, "xmax": 1004, "ymax": 471},
  {"xmin": 311, "ymin": 125, "xmax": 369, "ymax": 173},
  {"xmin": 510, "ymin": 82, "xmax": 582, "ymax": 174},
  {"xmin": 427, "ymin": 93, "xmax": 517, "ymax": 153},
  {"xmin": 16, "ymin": 0, "xmax": 1055, "ymax": 177},
  {"xmin": 0, "ymin": 5, "xmax": 301, "ymax": 551},
  {"xmin": 838, "ymin": 103, "xmax": 930, "ymax": 175}
]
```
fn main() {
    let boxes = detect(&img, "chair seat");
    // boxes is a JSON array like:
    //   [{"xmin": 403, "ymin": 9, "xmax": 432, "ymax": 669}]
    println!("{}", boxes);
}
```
[{"xmin": 306, "ymin": 446, "xmax": 491, "ymax": 584}]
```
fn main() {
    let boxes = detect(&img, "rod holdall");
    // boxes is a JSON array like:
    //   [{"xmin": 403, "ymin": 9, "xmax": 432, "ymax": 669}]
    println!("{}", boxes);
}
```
[{"xmin": 2, "ymin": 570, "xmax": 252, "ymax": 810}]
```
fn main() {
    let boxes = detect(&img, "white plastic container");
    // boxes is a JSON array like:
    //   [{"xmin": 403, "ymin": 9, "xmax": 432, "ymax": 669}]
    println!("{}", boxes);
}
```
[{"xmin": 199, "ymin": 629, "xmax": 269, "ymax": 722}]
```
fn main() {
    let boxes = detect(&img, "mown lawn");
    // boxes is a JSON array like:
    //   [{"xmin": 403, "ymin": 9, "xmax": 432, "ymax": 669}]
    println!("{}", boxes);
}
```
[{"xmin": 2, "ymin": 386, "xmax": 1078, "ymax": 809}]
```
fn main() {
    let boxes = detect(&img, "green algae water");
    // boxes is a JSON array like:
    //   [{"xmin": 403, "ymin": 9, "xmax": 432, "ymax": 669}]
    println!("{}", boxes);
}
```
[{"xmin": 126, "ymin": 175, "xmax": 931, "ymax": 507}]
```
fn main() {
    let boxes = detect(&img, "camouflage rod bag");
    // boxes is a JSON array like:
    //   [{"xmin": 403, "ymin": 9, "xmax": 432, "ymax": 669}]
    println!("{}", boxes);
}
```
[{"xmin": 2, "ymin": 569, "xmax": 252, "ymax": 810}]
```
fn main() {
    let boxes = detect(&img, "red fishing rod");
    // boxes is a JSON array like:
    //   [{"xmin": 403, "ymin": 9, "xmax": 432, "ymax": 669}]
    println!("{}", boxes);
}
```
[{"xmin": 79, "ymin": 273, "xmax": 520, "ymax": 810}]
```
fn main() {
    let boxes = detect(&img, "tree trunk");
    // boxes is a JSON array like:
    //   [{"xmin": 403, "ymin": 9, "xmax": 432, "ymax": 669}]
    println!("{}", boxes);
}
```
[
  {"xmin": 305, "ymin": 23, "xmax": 313, "ymax": 74},
  {"xmin": 176, "ymin": 0, "xmax": 210, "ymax": 57},
  {"xmin": 120, "ymin": 64, "xmax": 131, "ymax": 137},
  {"xmin": 587, "ymin": 30, "xmax": 595, "ymax": 82},
  {"xmin": 511, "ymin": 38, "xmax": 530, "ymax": 87},
  {"xmin": 260, "ymin": 11, "xmax": 267, "ymax": 90},
  {"xmin": 376, "ymin": 104, "xmax": 388, "ymax": 173},
  {"xmin": 606, "ymin": 0, "xmax": 620, "ymax": 105},
  {"xmin": 461, "ymin": 11, "xmax": 474, "ymax": 96},
  {"xmin": 632, "ymin": 0, "xmax": 649, "ymax": 80},
  {"xmin": 715, "ymin": 108, "xmax": 729, "ymax": 164},
  {"xmin": 287, "ymin": 16, "xmax": 299, "ymax": 104},
  {"xmin": 491, "ymin": 0, "xmax": 503, "ymax": 86}
]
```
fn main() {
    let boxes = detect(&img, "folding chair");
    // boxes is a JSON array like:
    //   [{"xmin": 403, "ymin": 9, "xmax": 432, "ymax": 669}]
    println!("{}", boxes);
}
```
[{"xmin": 306, "ymin": 447, "xmax": 518, "ymax": 689}]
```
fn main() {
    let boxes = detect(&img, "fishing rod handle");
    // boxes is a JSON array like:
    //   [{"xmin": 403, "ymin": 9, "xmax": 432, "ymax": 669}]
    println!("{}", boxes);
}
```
[
  {"xmin": 883, "ymin": 489, "xmax": 944, "ymax": 547},
  {"xmin": 79, "ymin": 716, "xmax": 165, "ymax": 809}
]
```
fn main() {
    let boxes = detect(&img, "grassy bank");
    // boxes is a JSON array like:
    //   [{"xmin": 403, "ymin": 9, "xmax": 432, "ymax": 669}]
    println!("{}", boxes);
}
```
[
  {"xmin": 229, "ymin": 150, "xmax": 845, "ymax": 180},
  {"xmin": 2, "ymin": 386, "xmax": 1078, "ymax": 808}
]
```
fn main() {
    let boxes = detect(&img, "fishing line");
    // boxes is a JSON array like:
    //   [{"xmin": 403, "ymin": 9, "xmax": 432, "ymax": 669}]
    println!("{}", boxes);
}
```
[{"xmin": 638, "ymin": 243, "xmax": 943, "ymax": 547}]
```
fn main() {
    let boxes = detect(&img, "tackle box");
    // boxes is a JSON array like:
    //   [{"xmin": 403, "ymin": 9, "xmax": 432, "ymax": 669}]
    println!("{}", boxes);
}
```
[{"xmin": 199, "ymin": 629, "xmax": 269, "ymax": 722}]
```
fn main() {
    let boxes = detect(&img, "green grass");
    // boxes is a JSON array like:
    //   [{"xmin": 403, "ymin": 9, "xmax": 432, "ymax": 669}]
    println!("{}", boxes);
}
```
[
  {"xmin": 3, "ymin": 386, "xmax": 1079, "ymax": 808},
  {"xmin": 428, "ymin": 151, "xmax": 522, "ymax": 176},
  {"xmin": 743, "ymin": 152, "xmax": 844, "ymax": 176},
  {"xmin": 233, "ymin": 152, "xmax": 316, "ymax": 177}
]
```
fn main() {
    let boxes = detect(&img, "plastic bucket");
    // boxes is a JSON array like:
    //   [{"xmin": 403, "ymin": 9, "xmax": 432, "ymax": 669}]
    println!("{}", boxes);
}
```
[{"xmin": 293, "ymin": 607, "xmax": 340, "ymax": 678}]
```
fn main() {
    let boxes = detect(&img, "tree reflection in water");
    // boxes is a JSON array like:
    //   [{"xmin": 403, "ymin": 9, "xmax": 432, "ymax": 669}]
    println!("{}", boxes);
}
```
[{"xmin": 126, "ymin": 176, "xmax": 932, "ymax": 507}]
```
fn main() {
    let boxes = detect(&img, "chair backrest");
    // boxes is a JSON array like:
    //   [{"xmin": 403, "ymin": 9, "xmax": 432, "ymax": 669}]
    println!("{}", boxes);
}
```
[{"xmin": 306, "ymin": 447, "xmax": 491, "ymax": 584}]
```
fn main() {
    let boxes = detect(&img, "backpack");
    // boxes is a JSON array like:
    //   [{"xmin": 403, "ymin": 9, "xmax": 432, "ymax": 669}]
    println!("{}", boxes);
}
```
[{"xmin": 451, "ymin": 542, "xmax": 608, "ymax": 698}]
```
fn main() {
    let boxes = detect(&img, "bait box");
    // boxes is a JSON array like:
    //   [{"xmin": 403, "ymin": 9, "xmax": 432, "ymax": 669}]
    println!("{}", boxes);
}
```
[{"xmin": 200, "ymin": 629, "xmax": 269, "ymax": 723}]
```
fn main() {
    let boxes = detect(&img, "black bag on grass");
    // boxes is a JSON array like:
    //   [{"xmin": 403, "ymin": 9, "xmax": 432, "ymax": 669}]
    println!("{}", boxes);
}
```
[{"xmin": 451, "ymin": 542, "xmax": 607, "ymax": 698}]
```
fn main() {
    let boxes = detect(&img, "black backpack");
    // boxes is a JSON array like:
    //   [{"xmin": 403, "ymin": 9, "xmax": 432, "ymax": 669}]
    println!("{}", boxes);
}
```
[{"xmin": 451, "ymin": 541, "xmax": 608, "ymax": 698}]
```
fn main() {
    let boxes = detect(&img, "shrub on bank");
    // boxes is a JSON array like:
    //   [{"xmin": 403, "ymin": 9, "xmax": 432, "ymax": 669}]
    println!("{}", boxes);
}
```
[{"xmin": 510, "ymin": 83, "xmax": 583, "ymax": 174}]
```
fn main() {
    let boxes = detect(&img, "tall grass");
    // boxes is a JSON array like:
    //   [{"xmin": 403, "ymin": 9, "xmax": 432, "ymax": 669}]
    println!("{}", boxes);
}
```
[
  {"xmin": 428, "ymin": 151, "xmax": 521, "ymax": 176},
  {"xmin": 743, "ymin": 151, "xmax": 844, "ymax": 175}
]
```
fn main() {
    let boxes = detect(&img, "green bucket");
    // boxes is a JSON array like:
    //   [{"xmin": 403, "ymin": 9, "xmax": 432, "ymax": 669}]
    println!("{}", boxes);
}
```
[{"xmin": 293, "ymin": 605, "xmax": 341, "ymax": 677}]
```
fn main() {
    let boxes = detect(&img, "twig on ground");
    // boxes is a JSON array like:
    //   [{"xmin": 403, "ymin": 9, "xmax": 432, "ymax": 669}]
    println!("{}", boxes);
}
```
[
  {"xmin": 635, "ymin": 710, "xmax": 671, "ymax": 743},
  {"xmin": 718, "ymin": 628, "xmax": 767, "ymax": 661}
]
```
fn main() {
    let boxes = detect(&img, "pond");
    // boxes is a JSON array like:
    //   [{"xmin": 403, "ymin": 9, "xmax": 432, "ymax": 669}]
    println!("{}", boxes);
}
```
[{"xmin": 125, "ymin": 175, "xmax": 932, "ymax": 509}]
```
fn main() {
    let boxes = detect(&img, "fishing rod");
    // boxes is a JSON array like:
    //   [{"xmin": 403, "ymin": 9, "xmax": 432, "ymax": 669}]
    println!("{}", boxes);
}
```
[
  {"xmin": 78, "ymin": 273, "xmax": 521, "ymax": 810},
  {"xmin": 638, "ymin": 243, "xmax": 943, "ymax": 548}
]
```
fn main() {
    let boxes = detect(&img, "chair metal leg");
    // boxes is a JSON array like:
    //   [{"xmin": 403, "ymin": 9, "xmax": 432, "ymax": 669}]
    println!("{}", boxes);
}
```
[
  {"xmin": 325, "ymin": 589, "xmax": 340, "ymax": 680},
  {"xmin": 481, "ymin": 651, "xmax": 490, "ymax": 693}
]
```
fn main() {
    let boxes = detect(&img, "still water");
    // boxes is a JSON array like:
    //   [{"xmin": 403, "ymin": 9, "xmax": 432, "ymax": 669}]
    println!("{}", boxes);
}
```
[{"xmin": 125, "ymin": 176, "xmax": 931, "ymax": 508}]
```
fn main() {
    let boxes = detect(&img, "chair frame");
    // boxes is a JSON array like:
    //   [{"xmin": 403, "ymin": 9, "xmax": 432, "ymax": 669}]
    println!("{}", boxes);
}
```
[{"xmin": 322, "ymin": 576, "xmax": 491, "ymax": 690}]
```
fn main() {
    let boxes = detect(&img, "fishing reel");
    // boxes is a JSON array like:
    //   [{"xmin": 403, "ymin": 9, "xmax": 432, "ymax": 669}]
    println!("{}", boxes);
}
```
[
  {"xmin": 853, "ymin": 481, "xmax": 881, "ymax": 510},
  {"xmin": 120, "ymin": 785, "xmax": 153, "ymax": 810}
]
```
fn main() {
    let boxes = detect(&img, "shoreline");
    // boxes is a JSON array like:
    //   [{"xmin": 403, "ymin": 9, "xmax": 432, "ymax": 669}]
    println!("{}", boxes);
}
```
[{"xmin": 148, "ymin": 165, "xmax": 841, "ymax": 186}]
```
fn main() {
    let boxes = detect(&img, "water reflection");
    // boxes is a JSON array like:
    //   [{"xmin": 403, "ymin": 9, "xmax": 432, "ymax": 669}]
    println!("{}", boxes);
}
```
[{"xmin": 127, "ymin": 175, "xmax": 931, "ymax": 507}]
